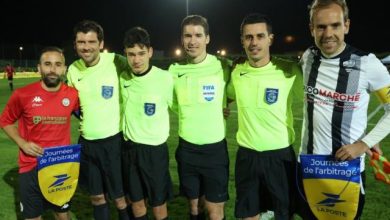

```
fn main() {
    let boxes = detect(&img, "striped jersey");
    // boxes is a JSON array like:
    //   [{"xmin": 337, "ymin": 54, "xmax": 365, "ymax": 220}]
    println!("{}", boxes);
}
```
[{"xmin": 300, "ymin": 45, "xmax": 390, "ymax": 170}]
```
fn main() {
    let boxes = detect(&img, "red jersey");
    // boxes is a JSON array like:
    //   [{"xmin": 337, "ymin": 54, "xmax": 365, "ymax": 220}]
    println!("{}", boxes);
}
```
[
  {"xmin": 0, "ymin": 81, "xmax": 79, "ymax": 173},
  {"xmin": 4, "ymin": 65, "xmax": 15, "ymax": 78}
]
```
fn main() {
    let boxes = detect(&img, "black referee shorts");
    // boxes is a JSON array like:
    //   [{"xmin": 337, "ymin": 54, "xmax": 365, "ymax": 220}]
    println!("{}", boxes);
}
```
[
  {"xmin": 122, "ymin": 140, "xmax": 173, "ymax": 207},
  {"xmin": 78, "ymin": 132, "xmax": 125, "ymax": 199},
  {"xmin": 176, "ymin": 137, "xmax": 229, "ymax": 203},
  {"xmin": 235, "ymin": 145, "xmax": 296, "ymax": 219}
]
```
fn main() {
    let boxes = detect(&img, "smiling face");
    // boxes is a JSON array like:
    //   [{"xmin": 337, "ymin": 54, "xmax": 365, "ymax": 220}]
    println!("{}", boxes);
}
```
[
  {"xmin": 74, "ymin": 31, "xmax": 104, "ymax": 67},
  {"xmin": 181, "ymin": 24, "xmax": 210, "ymax": 63},
  {"xmin": 310, "ymin": 3, "xmax": 350, "ymax": 57},
  {"xmin": 241, "ymin": 22, "xmax": 273, "ymax": 67}
]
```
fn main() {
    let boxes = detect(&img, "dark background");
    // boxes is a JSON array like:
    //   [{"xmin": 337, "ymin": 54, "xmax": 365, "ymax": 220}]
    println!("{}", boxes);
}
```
[{"xmin": 1, "ymin": 0, "xmax": 388, "ymax": 61}]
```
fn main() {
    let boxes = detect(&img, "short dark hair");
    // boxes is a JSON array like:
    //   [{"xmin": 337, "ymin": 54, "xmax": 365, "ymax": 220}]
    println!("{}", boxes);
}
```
[
  {"xmin": 240, "ymin": 13, "xmax": 273, "ymax": 35},
  {"xmin": 39, "ymin": 46, "xmax": 64, "ymax": 63},
  {"xmin": 123, "ymin": 27, "xmax": 151, "ymax": 49},
  {"xmin": 73, "ymin": 20, "xmax": 104, "ymax": 42},
  {"xmin": 309, "ymin": 0, "xmax": 349, "ymax": 22},
  {"xmin": 181, "ymin": 15, "xmax": 209, "ymax": 36}
]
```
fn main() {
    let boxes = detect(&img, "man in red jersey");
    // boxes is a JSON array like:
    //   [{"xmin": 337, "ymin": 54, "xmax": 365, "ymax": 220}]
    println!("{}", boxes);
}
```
[
  {"xmin": 0, "ymin": 47, "xmax": 79, "ymax": 220},
  {"xmin": 4, "ymin": 63, "xmax": 15, "ymax": 91}
]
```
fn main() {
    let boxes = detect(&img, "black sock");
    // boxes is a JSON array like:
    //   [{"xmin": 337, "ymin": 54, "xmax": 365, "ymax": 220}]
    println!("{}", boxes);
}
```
[
  {"xmin": 93, "ymin": 203, "xmax": 110, "ymax": 220},
  {"xmin": 134, "ymin": 214, "xmax": 148, "ymax": 220},
  {"xmin": 190, "ymin": 213, "xmax": 197, "ymax": 220},
  {"xmin": 197, "ymin": 212, "xmax": 206, "ymax": 220},
  {"xmin": 118, "ymin": 207, "xmax": 130, "ymax": 220},
  {"xmin": 127, "ymin": 206, "xmax": 135, "ymax": 220},
  {"xmin": 190, "ymin": 213, "xmax": 206, "ymax": 220}
]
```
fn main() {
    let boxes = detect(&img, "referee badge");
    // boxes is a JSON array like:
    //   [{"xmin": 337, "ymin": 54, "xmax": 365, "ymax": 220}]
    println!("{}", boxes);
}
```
[
  {"xmin": 144, "ymin": 103, "xmax": 156, "ymax": 116},
  {"xmin": 203, "ymin": 84, "xmax": 216, "ymax": 101},
  {"xmin": 265, "ymin": 88, "xmax": 278, "ymax": 104},
  {"xmin": 102, "ymin": 86, "xmax": 114, "ymax": 99}
]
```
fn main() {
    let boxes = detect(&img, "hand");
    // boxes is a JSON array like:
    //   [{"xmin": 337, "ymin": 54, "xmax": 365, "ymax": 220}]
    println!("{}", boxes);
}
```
[
  {"xmin": 223, "ymin": 107, "xmax": 231, "ymax": 119},
  {"xmin": 335, "ymin": 141, "xmax": 370, "ymax": 161},
  {"xmin": 20, "ymin": 142, "xmax": 44, "ymax": 157}
]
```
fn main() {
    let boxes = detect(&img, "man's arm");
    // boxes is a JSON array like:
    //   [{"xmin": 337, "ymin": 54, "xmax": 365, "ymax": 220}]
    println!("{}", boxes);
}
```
[
  {"xmin": 335, "ymin": 86, "xmax": 390, "ymax": 160},
  {"xmin": 2, "ymin": 125, "xmax": 43, "ymax": 157}
]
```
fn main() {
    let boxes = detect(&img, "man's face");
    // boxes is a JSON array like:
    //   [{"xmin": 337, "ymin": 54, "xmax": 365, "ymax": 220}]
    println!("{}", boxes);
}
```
[
  {"xmin": 241, "ymin": 23, "xmax": 273, "ymax": 67},
  {"xmin": 38, "ymin": 51, "xmax": 66, "ymax": 88},
  {"xmin": 310, "ymin": 3, "xmax": 350, "ymax": 56},
  {"xmin": 181, "ymin": 24, "xmax": 209, "ymax": 62},
  {"xmin": 74, "ymin": 31, "xmax": 103, "ymax": 67},
  {"xmin": 125, "ymin": 44, "xmax": 152, "ymax": 75}
]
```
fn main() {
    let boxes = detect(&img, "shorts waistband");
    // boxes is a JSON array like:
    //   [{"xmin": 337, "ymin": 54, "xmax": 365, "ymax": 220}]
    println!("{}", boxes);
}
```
[
  {"xmin": 239, "ymin": 145, "xmax": 293, "ymax": 157},
  {"xmin": 179, "ymin": 137, "xmax": 226, "ymax": 150},
  {"xmin": 80, "ymin": 132, "xmax": 122, "ymax": 143}
]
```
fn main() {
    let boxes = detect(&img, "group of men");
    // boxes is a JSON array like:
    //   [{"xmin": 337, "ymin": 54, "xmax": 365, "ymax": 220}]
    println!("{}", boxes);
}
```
[{"xmin": 1, "ymin": 0, "xmax": 390, "ymax": 220}]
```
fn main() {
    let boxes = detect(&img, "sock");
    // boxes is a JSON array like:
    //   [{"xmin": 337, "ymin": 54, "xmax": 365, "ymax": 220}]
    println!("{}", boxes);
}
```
[
  {"xmin": 134, "ymin": 214, "xmax": 148, "ymax": 220},
  {"xmin": 161, "ymin": 217, "xmax": 169, "ymax": 220},
  {"xmin": 127, "ymin": 206, "xmax": 135, "ymax": 220},
  {"xmin": 93, "ymin": 203, "xmax": 110, "ymax": 220},
  {"xmin": 190, "ymin": 213, "xmax": 197, "ymax": 220},
  {"xmin": 118, "ymin": 208, "xmax": 130, "ymax": 220}
]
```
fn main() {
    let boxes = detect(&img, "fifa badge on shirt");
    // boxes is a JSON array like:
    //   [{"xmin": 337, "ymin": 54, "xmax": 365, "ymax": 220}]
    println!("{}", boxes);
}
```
[
  {"xmin": 203, "ymin": 84, "xmax": 216, "ymax": 101},
  {"xmin": 265, "ymin": 88, "xmax": 278, "ymax": 104},
  {"xmin": 144, "ymin": 103, "xmax": 156, "ymax": 116},
  {"xmin": 62, "ymin": 98, "xmax": 70, "ymax": 107},
  {"xmin": 101, "ymin": 86, "xmax": 114, "ymax": 99}
]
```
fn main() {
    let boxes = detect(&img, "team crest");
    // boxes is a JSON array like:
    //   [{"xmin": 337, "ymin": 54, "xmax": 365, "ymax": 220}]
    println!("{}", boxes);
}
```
[
  {"xmin": 265, "ymin": 88, "xmax": 278, "ymax": 104},
  {"xmin": 203, "ymin": 85, "xmax": 216, "ymax": 101},
  {"xmin": 33, "ymin": 116, "xmax": 42, "ymax": 124},
  {"xmin": 62, "ymin": 98, "xmax": 70, "ymax": 107},
  {"xmin": 144, "ymin": 103, "xmax": 156, "ymax": 116},
  {"xmin": 101, "ymin": 86, "xmax": 114, "ymax": 99}
]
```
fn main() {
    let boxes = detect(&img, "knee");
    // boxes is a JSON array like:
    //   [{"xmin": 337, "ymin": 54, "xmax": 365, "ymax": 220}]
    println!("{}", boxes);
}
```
[
  {"xmin": 90, "ymin": 194, "xmax": 106, "ymax": 206},
  {"xmin": 131, "ymin": 200, "xmax": 147, "ymax": 216},
  {"xmin": 189, "ymin": 200, "xmax": 200, "ymax": 214},
  {"xmin": 208, "ymin": 210, "xmax": 224, "ymax": 220},
  {"xmin": 114, "ymin": 196, "xmax": 128, "ymax": 210},
  {"xmin": 53, "ymin": 211, "xmax": 70, "ymax": 220}
]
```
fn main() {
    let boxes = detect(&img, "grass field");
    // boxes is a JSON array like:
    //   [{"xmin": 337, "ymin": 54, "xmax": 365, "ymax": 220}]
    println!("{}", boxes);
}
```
[{"xmin": 0, "ymin": 78, "xmax": 389, "ymax": 220}]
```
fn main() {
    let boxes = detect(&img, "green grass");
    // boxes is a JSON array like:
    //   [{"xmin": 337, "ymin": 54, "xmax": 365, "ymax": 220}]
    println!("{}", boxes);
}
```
[{"xmin": 0, "ymin": 78, "xmax": 389, "ymax": 219}]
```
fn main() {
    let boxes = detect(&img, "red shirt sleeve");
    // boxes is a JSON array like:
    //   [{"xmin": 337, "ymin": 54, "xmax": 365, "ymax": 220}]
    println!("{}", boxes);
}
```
[{"xmin": 0, "ymin": 91, "xmax": 23, "ymax": 127}]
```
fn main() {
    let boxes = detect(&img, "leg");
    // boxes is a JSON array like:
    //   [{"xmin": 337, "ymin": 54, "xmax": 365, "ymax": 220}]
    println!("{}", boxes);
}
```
[
  {"xmin": 53, "ymin": 211, "xmax": 70, "ymax": 220},
  {"xmin": 131, "ymin": 199, "xmax": 147, "ymax": 217},
  {"xmin": 26, "ymin": 217, "xmax": 42, "ymax": 220},
  {"xmin": 152, "ymin": 202, "xmax": 168, "ymax": 220},
  {"xmin": 205, "ymin": 200, "xmax": 225, "ymax": 220},
  {"xmin": 243, "ymin": 214, "xmax": 260, "ymax": 220},
  {"xmin": 91, "ymin": 194, "xmax": 110, "ymax": 220}
]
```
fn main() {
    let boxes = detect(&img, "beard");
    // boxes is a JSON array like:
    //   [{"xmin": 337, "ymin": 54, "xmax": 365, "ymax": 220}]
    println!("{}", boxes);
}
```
[{"xmin": 42, "ymin": 73, "xmax": 62, "ymax": 88}]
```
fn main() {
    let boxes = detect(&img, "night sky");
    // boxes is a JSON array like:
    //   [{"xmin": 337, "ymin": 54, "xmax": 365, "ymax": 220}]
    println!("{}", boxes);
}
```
[{"xmin": 1, "ymin": 0, "xmax": 388, "ymax": 60}]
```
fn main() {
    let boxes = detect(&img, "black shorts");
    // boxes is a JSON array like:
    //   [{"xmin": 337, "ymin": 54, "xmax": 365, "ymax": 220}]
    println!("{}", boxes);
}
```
[
  {"xmin": 296, "ymin": 165, "xmax": 366, "ymax": 220},
  {"xmin": 235, "ymin": 146, "xmax": 297, "ymax": 219},
  {"xmin": 19, "ymin": 168, "xmax": 71, "ymax": 219},
  {"xmin": 8, "ymin": 76, "xmax": 13, "ymax": 81},
  {"xmin": 79, "ymin": 132, "xmax": 125, "ymax": 199},
  {"xmin": 175, "ymin": 137, "xmax": 229, "ymax": 203},
  {"xmin": 122, "ymin": 140, "xmax": 173, "ymax": 207}
]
